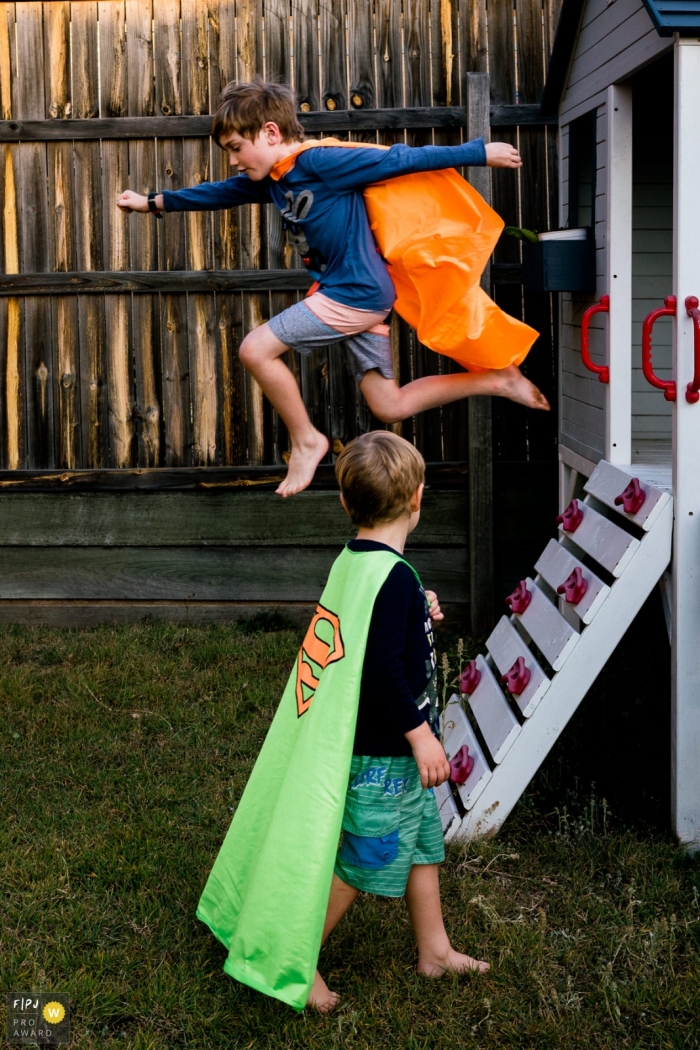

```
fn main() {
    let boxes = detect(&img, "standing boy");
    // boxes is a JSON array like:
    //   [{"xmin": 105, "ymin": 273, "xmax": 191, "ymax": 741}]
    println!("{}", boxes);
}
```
[
  {"xmin": 118, "ymin": 79, "xmax": 548, "ymax": 496},
  {"xmin": 195, "ymin": 431, "xmax": 489, "ymax": 1012},
  {"xmin": 311, "ymin": 430, "xmax": 489, "ymax": 1011}
]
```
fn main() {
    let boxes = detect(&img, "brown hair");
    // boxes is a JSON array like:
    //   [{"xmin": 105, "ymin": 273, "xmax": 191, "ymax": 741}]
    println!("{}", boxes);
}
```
[
  {"xmin": 212, "ymin": 78, "xmax": 305, "ymax": 146},
  {"xmin": 335, "ymin": 432, "xmax": 425, "ymax": 528}
]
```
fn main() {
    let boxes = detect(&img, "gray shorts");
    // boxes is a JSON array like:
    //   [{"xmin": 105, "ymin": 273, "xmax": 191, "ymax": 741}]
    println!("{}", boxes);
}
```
[{"xmin": 267, "ymin": 301, "xmax": 394, "ymax": 385}]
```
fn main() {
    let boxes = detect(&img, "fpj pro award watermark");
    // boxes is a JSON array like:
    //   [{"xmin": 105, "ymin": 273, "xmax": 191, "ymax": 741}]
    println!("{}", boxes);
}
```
[{"xmin": 6, "ymin": 993, "xmax": 71, "ymax": 1045}]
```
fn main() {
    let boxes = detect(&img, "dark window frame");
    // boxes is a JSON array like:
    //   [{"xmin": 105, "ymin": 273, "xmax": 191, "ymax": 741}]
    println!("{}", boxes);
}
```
[{"xmin": 568, "ymin": 109, "xmax": 597, "ymax": 231}]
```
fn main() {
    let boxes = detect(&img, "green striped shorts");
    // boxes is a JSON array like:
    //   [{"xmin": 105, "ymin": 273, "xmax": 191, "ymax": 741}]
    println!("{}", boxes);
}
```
[{"xmin": 333, "ymin": 754, "xmax": 445, "ymax": 897}]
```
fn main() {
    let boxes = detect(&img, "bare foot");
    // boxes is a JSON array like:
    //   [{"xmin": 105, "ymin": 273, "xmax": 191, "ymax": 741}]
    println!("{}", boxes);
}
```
[
  {"xmin": 276, "ymin": 430, "xmax": 329, "ymax": 497},
  {"xmin": 417, "ymin": 947, "xmax": 490, "ymax": 977},
  {"xmin": 306, "ymin": 969, "xmax": 340, "ymax": 1013},
  {"xmin": 495, "ymin": 364, "xmax": 550, "ymax": 411}
]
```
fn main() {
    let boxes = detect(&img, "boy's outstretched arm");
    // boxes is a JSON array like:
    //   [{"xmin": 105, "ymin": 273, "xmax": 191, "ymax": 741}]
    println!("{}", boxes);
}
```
[
  {"xmin": 305, "ymin": 137, "xmax": 522, "ymax": 192},
  {"xmin": 116, "ymin": 175, "xmax": 271, "ymax": 215}
]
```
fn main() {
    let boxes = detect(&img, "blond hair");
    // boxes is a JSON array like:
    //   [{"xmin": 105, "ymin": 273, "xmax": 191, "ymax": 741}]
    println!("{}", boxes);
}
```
[
  {"xmin": 212, "ymin": 78, "xmax": 305, "ymax": 146},
  {"xmin": 335, "ymin": 432, "xmax": 425, "ymax": 528}
]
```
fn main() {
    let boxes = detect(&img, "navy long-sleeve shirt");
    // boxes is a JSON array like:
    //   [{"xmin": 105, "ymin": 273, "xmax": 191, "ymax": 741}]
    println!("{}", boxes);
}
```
[
  {"xmin": 161, "ymin": 139, "xmax": 487, "ymax": 312},
  {"xmin": 348, "ymin": 540, "xmax": 439, "ymax": 757}
]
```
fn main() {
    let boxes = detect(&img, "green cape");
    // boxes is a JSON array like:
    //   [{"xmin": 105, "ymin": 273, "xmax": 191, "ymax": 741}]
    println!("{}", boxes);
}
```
[{"xmin": 196, "ymin": 545, "xmax": 409, "ymax": 1010}]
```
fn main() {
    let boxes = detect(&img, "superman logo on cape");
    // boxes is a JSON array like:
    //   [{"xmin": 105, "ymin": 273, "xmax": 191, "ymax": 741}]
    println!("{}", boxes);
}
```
[{"xmin": 295, "ymin": 604, "xmax": 344, "ymax": 717}]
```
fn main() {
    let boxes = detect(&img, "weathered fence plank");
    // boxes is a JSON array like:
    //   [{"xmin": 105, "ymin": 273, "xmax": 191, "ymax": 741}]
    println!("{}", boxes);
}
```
[
  {"xmin": 99, "ymin": 0, "xmax": 134, "ymax": 469},
  {"xmin": 403, "ymin": 0, "xmax": 443, "ymax": 463},
  {"xmin": 71, "ymin": 3, "xmax": 107, "ymax": 469},
  {"xmin": 48, "ymin": 6, "xmax": 79, "ymax": 472},
  {"xmin": 15, "ymin": 4, "xmax": 51, "ymax": 470},
  {"xmin": 0, "ymin": 105, "xmax": 555, "ymax": 141},
  {"xmin": 517, "ymin": 0, "xmax": 558, "ymax": 465},
  {"xmin": 235, "ymin": 0, "xmax": 265, "ymax": 467},
  {"xmin": 0, "ymin": 488, "xmax": 468, "ymax": 546},
  {"xmin": 155, "ymin": 0, "xmax": 189, "ymax": 466},
  {"xmin": 128, "ymin": 0, "xmax": 161, "ymax": 468},
  {"xmin": 376, "ymin": 0, "xmax": 403, "ymax": 110},
  {"xmin": 348, "ymin": 0, "xmax": 375, "ymax": 112},
  {"xmin": 0, "ymin": 545, "xmax": 468, "ymax": 601},
  {"xmin": 467, "ymin": 71, "xmax": 494, "ymax": 636}
]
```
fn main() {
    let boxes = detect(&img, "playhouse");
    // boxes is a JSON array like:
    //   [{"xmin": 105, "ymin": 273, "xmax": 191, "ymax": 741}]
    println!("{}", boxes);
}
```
[{"xmin": 437, "ymin": 0, "xmax": 700, "ymax": 850}]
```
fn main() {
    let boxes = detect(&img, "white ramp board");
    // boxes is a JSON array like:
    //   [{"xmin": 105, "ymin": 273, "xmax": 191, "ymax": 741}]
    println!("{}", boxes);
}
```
[
  {"xmin": 535, "ymin": 539, "xmax": 610, "ymax": 625},
  {"xmin": 464, "ymin": 654, "xmax": 520, "ymax": 764},
  {"xmin": 515, "ymin": 578, "xmax": 580, "ymax": 671},
  {"xmin": 560, "ymin": 501, "xmax": 639, "ymax": 577},
  {"xmin": 440, "ymin": 694, "xmax": 491, "ymax": 818},
  {"xmin": 487, "ymin": 617, "xmax": 550, "ymax": 717}
]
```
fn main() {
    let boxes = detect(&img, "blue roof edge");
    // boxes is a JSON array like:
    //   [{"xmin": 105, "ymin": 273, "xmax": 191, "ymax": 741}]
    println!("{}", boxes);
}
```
[{"xmin": 640, "ymin": 0, "xmax": 700, "ymax": 36}]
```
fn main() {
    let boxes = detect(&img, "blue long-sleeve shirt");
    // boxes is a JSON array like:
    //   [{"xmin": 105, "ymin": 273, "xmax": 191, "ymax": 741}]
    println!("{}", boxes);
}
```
[{"xmin": 161, "ymin": 139, "xmax": 487, "ymax": 312}]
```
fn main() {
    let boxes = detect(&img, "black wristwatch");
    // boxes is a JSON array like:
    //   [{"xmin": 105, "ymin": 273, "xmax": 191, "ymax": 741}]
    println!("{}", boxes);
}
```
[{"xmin": 147, "ymin": 191, "xmax": 163, "ymax": 218}]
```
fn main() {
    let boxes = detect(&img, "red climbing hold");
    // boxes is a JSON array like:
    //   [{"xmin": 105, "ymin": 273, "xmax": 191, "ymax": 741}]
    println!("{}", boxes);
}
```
[
  {"xmin": 460, "ymin": 659, "xmax": 482, "ymax": 696},
  {"xmin": 505, "ymin": 580, "xmax": 532, "ymax": 615},
  {"xmin": 557, "ymin": 566, "xmax": 588, "ymax": 605},
  {"xmin": 613, "ymin": 477, "xmax": 646, "ymax": 515},
  {"xmin": 556, "ymin": 499, "xmax": 584, "ymax": 533},
  {"xmin": 449, "ymin": 744, "xmax": 474, "ymax": 785},
  {"xmin": 501, "ymin": 655, "xmax": 531, "ymax": 696}
]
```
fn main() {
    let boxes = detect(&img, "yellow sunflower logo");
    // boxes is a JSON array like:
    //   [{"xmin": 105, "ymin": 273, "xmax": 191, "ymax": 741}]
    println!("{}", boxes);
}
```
[{"xmin": 42, "ymin": 1001, "xmax": 65, "ymax": 1024}]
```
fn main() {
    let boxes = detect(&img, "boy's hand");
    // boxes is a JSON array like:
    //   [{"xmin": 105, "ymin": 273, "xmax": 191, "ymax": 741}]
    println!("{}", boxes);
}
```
[
  {"xmin": 405, "ymin": 721, "xmax": 451, "ymax": 789},
  {"xmin": 116, "ymin": 190, "xmax": 151, "ymax": 213},
  {"xmin": 485, "ymin": 142, "xmax": 522, "ymax": 168},
  {"xmin": 425, "ymin": 589, "xmax": 444, "ymax": 623}
]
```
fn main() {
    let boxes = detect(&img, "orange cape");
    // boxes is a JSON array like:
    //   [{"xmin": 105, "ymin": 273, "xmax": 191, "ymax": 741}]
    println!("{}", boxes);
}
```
[{"xmin": 271, "ymin": 139, "xmax": 537, "ymax": 372}]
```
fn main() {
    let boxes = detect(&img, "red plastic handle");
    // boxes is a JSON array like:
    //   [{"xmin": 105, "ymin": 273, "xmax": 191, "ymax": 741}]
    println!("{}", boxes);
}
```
[
  {"xmin": 685, "ymin": 296, "xmax": 700, "ymax": 404},
  {"xmin": 642, "ymin": 296, "xmax": 677, "ymax": 402},
  {"xmin": 501, "ymin": 656, "xmax": 531, "ymax": 697},
  {"xmin": 581, "ymin": 295, "xmax": 610, "ymax": 383},
  {"xmin": 614, "ymin": 477, "xmax": 646, "ymax": 515},
  {"xmin": 505, "ymin": 580, "xmax": 531, "ymax": 615},
  {"xmin": 460, "ymin": 659, "xmax": 482, "ymax": 696},
  {"xmin": 449, "ymin": 744, "xmax": 474, "ymax": 785},
  {"xmin": 556, "ymin": 499, "xmax": 584, "ymax": 533},
  {"xmin": 557, "ymin": 567, "xmax": 588, "ymax": 605}
]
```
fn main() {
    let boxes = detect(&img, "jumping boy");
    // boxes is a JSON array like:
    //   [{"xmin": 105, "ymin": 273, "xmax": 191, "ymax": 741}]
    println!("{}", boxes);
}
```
[
  {"xmin": 194, "ymin": 431, "xmax": 489, "ymax": 1012},
  {"xmin": 118, "ymin": 79, "xmax": 549, "ymax": 496}
]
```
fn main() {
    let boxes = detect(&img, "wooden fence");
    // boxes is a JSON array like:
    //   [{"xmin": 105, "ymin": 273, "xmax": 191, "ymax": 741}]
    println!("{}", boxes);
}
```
[{"xmin": 0, "ymin": 0, "xmax": 562, "ymax": 628}]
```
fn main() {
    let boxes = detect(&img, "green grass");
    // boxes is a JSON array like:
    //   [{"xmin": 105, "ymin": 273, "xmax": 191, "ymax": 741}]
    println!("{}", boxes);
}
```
[{"xmin": 1, "ymin": 621, "xmax": 699, "ymax": 1049}]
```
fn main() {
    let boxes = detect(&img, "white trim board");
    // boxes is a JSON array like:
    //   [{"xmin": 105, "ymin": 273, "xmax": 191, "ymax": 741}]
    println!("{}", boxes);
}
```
[{"xmin": 559, "ymin": 445, "xmax": 598, "ymax": 477}]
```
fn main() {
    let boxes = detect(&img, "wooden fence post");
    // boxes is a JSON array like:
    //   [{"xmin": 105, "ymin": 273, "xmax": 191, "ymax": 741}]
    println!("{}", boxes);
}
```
[{"xmin": 466, "ymin": 71, "xmax": 494, "ymax": 635}]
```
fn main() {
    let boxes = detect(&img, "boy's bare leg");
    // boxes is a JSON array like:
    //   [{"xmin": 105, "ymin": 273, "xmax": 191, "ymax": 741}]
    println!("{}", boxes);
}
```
[
  {"xmin": 308, "ymin": 874, "xmax": 360, "ymax": 1013},
  {"xmin": 359, "ymin": 364, "xmax": 549, "ymax": 424},
  {"xmin": 405, "ymin": 864, "xmax": 490, "ymax": 977},
  {"xmin": 238, "ymin": 323, "xmax": 328, "ymax": 496}
]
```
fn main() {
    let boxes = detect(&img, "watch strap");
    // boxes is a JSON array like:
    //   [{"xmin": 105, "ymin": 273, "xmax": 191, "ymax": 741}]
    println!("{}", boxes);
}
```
[{"xmin": 147, "ymin": 191, "xmax": 163, "ymax": 218}]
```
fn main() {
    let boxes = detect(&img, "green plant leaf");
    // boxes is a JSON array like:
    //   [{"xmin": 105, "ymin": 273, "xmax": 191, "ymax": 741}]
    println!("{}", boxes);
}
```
[{"xmin": 504, "ymin": 226, "xmax": 539, "ymax": 243}]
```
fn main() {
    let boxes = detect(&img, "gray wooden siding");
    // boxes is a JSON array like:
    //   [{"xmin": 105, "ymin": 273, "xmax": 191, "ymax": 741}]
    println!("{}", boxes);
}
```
[
  {"xmin": 559, "ymin": 104, "xmax": 608, "ymax": 465},
  {"xmin": 558, "ymin": 0, "xmax": 673, "ymax": 466},
  {"xmin": 632, "ymin": 163, "xmax": 672, "ymax": 444},
  {"xmin": 560, "ymin": 0, "xmax": 670, "ymax": 123}
]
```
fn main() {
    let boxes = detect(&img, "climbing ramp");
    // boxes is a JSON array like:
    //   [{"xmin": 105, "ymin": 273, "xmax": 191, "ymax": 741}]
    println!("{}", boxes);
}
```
[{"xmin": 435, "ymin": 460, "xmax": 673, "ymax": 842}]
